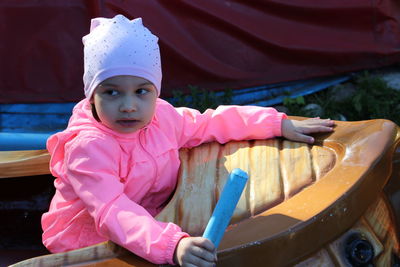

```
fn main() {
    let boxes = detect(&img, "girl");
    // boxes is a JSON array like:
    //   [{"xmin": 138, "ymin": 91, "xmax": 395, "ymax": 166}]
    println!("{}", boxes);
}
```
[{"xmin": 42, "ymin": 15, "xmax": 334, "ymax": 267}]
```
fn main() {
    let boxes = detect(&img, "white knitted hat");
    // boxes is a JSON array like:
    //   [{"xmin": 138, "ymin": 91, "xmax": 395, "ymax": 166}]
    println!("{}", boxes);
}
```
[{"xmin": 82, "ymin": 15, "xmax": 162, "ymax": 98}]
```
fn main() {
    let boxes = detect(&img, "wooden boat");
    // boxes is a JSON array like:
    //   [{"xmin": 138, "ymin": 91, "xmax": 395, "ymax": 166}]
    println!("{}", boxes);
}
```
[{"xmin": 1, "ymin": 118, "xmax": 399, "ymax": 266}]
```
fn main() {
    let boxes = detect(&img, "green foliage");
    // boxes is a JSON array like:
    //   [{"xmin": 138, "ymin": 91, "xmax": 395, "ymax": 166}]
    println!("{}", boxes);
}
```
[
  {"xmin": 283, "ymin": 72, "xmax": 400, "ymax": 125},
  {"xmin": 282, "ymin": 96, "xmax": 308, "ymax": 116},
  {"xmin": 346, "ymin": 72, "xmax": 399, "ymax": 121},
  {"xmin": 171, "ymin": 72, "xmax": 400, "ymax": 125},
  {"xmin": 283, "ymin": 95, "xmax": 305, "ymax": 106},
  {"xmin": 171, "ymin": 85, "xmax": 233, "ymax": 113}
]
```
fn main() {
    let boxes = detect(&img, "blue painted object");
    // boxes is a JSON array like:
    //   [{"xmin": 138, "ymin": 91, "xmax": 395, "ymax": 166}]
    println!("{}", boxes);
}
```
[
  {"xmin": 203, "ymin": 168, "xmax": 249, "ymax": 248},
  {"xmin": 0, "ymin": 132, "xmax": 52, "ymax": 151},
  {"xmin": 0, "ymin": 102, "xmax": 75, "ymax": 133},
  {"xmin": 0, "ymin": 102, "xmax": 73, "ymax": 150}
]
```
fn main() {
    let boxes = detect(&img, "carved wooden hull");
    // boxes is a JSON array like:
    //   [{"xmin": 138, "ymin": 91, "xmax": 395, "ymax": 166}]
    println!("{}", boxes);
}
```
[
  {"xmin": 2, "ymin": 118, "xmax": 400, "ymax": 266},
  {"xmin": 294, "ymin": 195, "xmax": 399, "ymax": 266}
]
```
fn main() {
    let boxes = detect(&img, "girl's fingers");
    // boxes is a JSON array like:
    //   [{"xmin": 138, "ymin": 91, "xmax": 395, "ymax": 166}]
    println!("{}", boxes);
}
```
[
  {"xmin": 195, "ymin": 238, "xmax": 215, "ymax": 251},
  {"xmin": 185, "ymin": 254, "xmax": 215, "ymax": 267},
  {"xmin": 305, "ymin": 118, "xmax": 334, "ymax": 126},
  {"xmin": 191, "ymin": 246, "xmax": 216, "ymax": 262},
  {"xmin": 188, "ymin": 256, "xmax": 214, "ymax": 267},
  {"xmin": 282, "ymin": 119, "xmax": 335, "ymax": 144},
  {"xmin": 295, "ymin": 133, "xmax": 314, "ymax": 144},
  {"xmin": 301, "ymin": 125, "xmax": 334, "ymax": 134}
]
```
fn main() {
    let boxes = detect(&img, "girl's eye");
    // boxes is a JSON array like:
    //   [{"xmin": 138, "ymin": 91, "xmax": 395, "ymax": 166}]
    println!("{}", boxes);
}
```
[
  {"xmin": 136, "ymin": 88, "xmax": 149, "ymax": 95},
  {"xmin": 104, "ymin": 89, "xmax": 119, "ymax": 96}
]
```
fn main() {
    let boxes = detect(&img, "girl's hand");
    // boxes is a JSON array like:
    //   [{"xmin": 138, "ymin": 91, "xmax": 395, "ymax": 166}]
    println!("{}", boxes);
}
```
[
  {"xmin": 174, "ymin": 237, "xmax": 217, "ymax": 267},
  {"xmin": 281, "ymin": 118, "xmax": 335, "ymax": 144}
]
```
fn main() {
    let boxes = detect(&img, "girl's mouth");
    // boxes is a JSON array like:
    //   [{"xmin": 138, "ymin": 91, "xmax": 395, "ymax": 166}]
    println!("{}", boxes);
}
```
[{"xmin": 117, "ymin": 119, "xmax": 140, "ymax": 128}]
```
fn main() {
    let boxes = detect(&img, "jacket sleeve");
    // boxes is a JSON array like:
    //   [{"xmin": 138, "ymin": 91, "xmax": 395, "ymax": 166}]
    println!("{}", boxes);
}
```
[
  {"xmin": 168, "ymin": 103, "xmax": 287, "ymax": 148},
  {"xmin": 64, "ymin": 132, "xmax": 188, "ymax": 265}
]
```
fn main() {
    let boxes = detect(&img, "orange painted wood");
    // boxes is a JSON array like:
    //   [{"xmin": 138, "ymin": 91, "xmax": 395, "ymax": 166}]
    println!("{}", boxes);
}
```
[{"xmin": 0, "ymin": 150, "xmax": 50, "ymax": 178}]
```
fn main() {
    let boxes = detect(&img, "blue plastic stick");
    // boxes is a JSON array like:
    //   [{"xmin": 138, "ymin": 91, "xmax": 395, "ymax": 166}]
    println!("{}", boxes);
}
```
[{"xmin": 202, "ymin": 168, "xmax": 249, "ymax": 248}]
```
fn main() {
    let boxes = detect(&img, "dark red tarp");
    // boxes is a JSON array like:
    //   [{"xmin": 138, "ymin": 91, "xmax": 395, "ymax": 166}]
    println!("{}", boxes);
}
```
[{"xmin": 1, "ymin": 0, "xmax": 400, "ymax": 103}]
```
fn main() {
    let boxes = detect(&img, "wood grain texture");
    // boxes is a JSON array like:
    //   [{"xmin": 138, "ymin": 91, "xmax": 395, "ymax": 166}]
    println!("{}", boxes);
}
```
[
  {"xmin": 156, "ymin": 139, "xmax": 336, "ymax": 235},
  {"xmin": 0, "ymin": 150, "xmax": 50, "ymax": 178}
]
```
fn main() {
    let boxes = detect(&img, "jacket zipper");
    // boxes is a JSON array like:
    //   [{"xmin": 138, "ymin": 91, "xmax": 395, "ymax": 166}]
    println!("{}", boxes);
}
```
[{"xmin": 139, "ymin": 130, "xmax": 159, "ymax": 188}]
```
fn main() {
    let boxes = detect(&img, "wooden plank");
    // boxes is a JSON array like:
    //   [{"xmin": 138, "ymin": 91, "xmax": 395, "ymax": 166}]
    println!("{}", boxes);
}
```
[
  {"xmin": 280, "ymin": 141, "xmax": 313, "ymax": 198},
  {"xmin": 247, "ymin": 139, "xmax": 282, "ymax": 216},
  {"xmin": 0, "ymin": 150, "xmax": 50, "ymax": 178}
]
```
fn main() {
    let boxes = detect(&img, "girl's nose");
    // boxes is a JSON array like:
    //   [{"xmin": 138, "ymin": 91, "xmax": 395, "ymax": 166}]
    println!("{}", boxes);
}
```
[{"xmin": 120, "ymin": 97, "xmax": 137, "ymax": 112}]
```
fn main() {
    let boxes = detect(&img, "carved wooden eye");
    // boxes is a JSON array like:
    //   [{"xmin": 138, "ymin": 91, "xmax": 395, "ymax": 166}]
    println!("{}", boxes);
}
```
[{"xmin": 345, "ymin": 233, "xmax": 374, "ymax": 266}]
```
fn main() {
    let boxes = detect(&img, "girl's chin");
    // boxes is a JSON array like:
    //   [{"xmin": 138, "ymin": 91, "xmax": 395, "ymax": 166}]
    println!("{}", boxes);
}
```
[
  {"xmin": 104, "ymin": 122, "xmax": 141, "ymax": 134},
  {"xmin": 115, "ymin": 125, "xmax": 141, "ymax": 133}
]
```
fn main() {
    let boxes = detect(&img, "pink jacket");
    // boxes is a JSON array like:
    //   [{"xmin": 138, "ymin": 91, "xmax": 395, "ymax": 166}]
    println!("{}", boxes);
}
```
[{"xmin": 42, "ymin": 98, "xmax": 286, "ymax": 264}]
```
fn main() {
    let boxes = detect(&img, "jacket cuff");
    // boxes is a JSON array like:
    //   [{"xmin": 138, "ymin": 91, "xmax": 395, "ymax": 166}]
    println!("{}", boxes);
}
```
[
  {"xmin": 274, "ymin": 112, "xmax": 288, "ymax": 137},
  {"xmin": 165, "ymin": 231, "xmax": 190, "ymax": 265}
]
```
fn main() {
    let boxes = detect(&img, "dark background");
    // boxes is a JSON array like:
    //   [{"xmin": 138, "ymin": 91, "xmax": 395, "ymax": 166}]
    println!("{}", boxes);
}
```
[{"xmin": 1, "ymin": 0, "xmax": 400, "ymax": 103}]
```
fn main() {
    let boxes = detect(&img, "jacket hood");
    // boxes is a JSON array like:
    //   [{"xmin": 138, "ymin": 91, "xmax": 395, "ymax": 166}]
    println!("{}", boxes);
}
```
[{"xmin": 46, "ymin": 98, "xmax": 150, "ymax": 175}]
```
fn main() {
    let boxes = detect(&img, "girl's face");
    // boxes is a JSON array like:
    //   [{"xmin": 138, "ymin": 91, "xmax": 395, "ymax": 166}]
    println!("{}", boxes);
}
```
[{"xmin": 91, "ymin": 75, "xmax": 158, "ymax": 134}]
